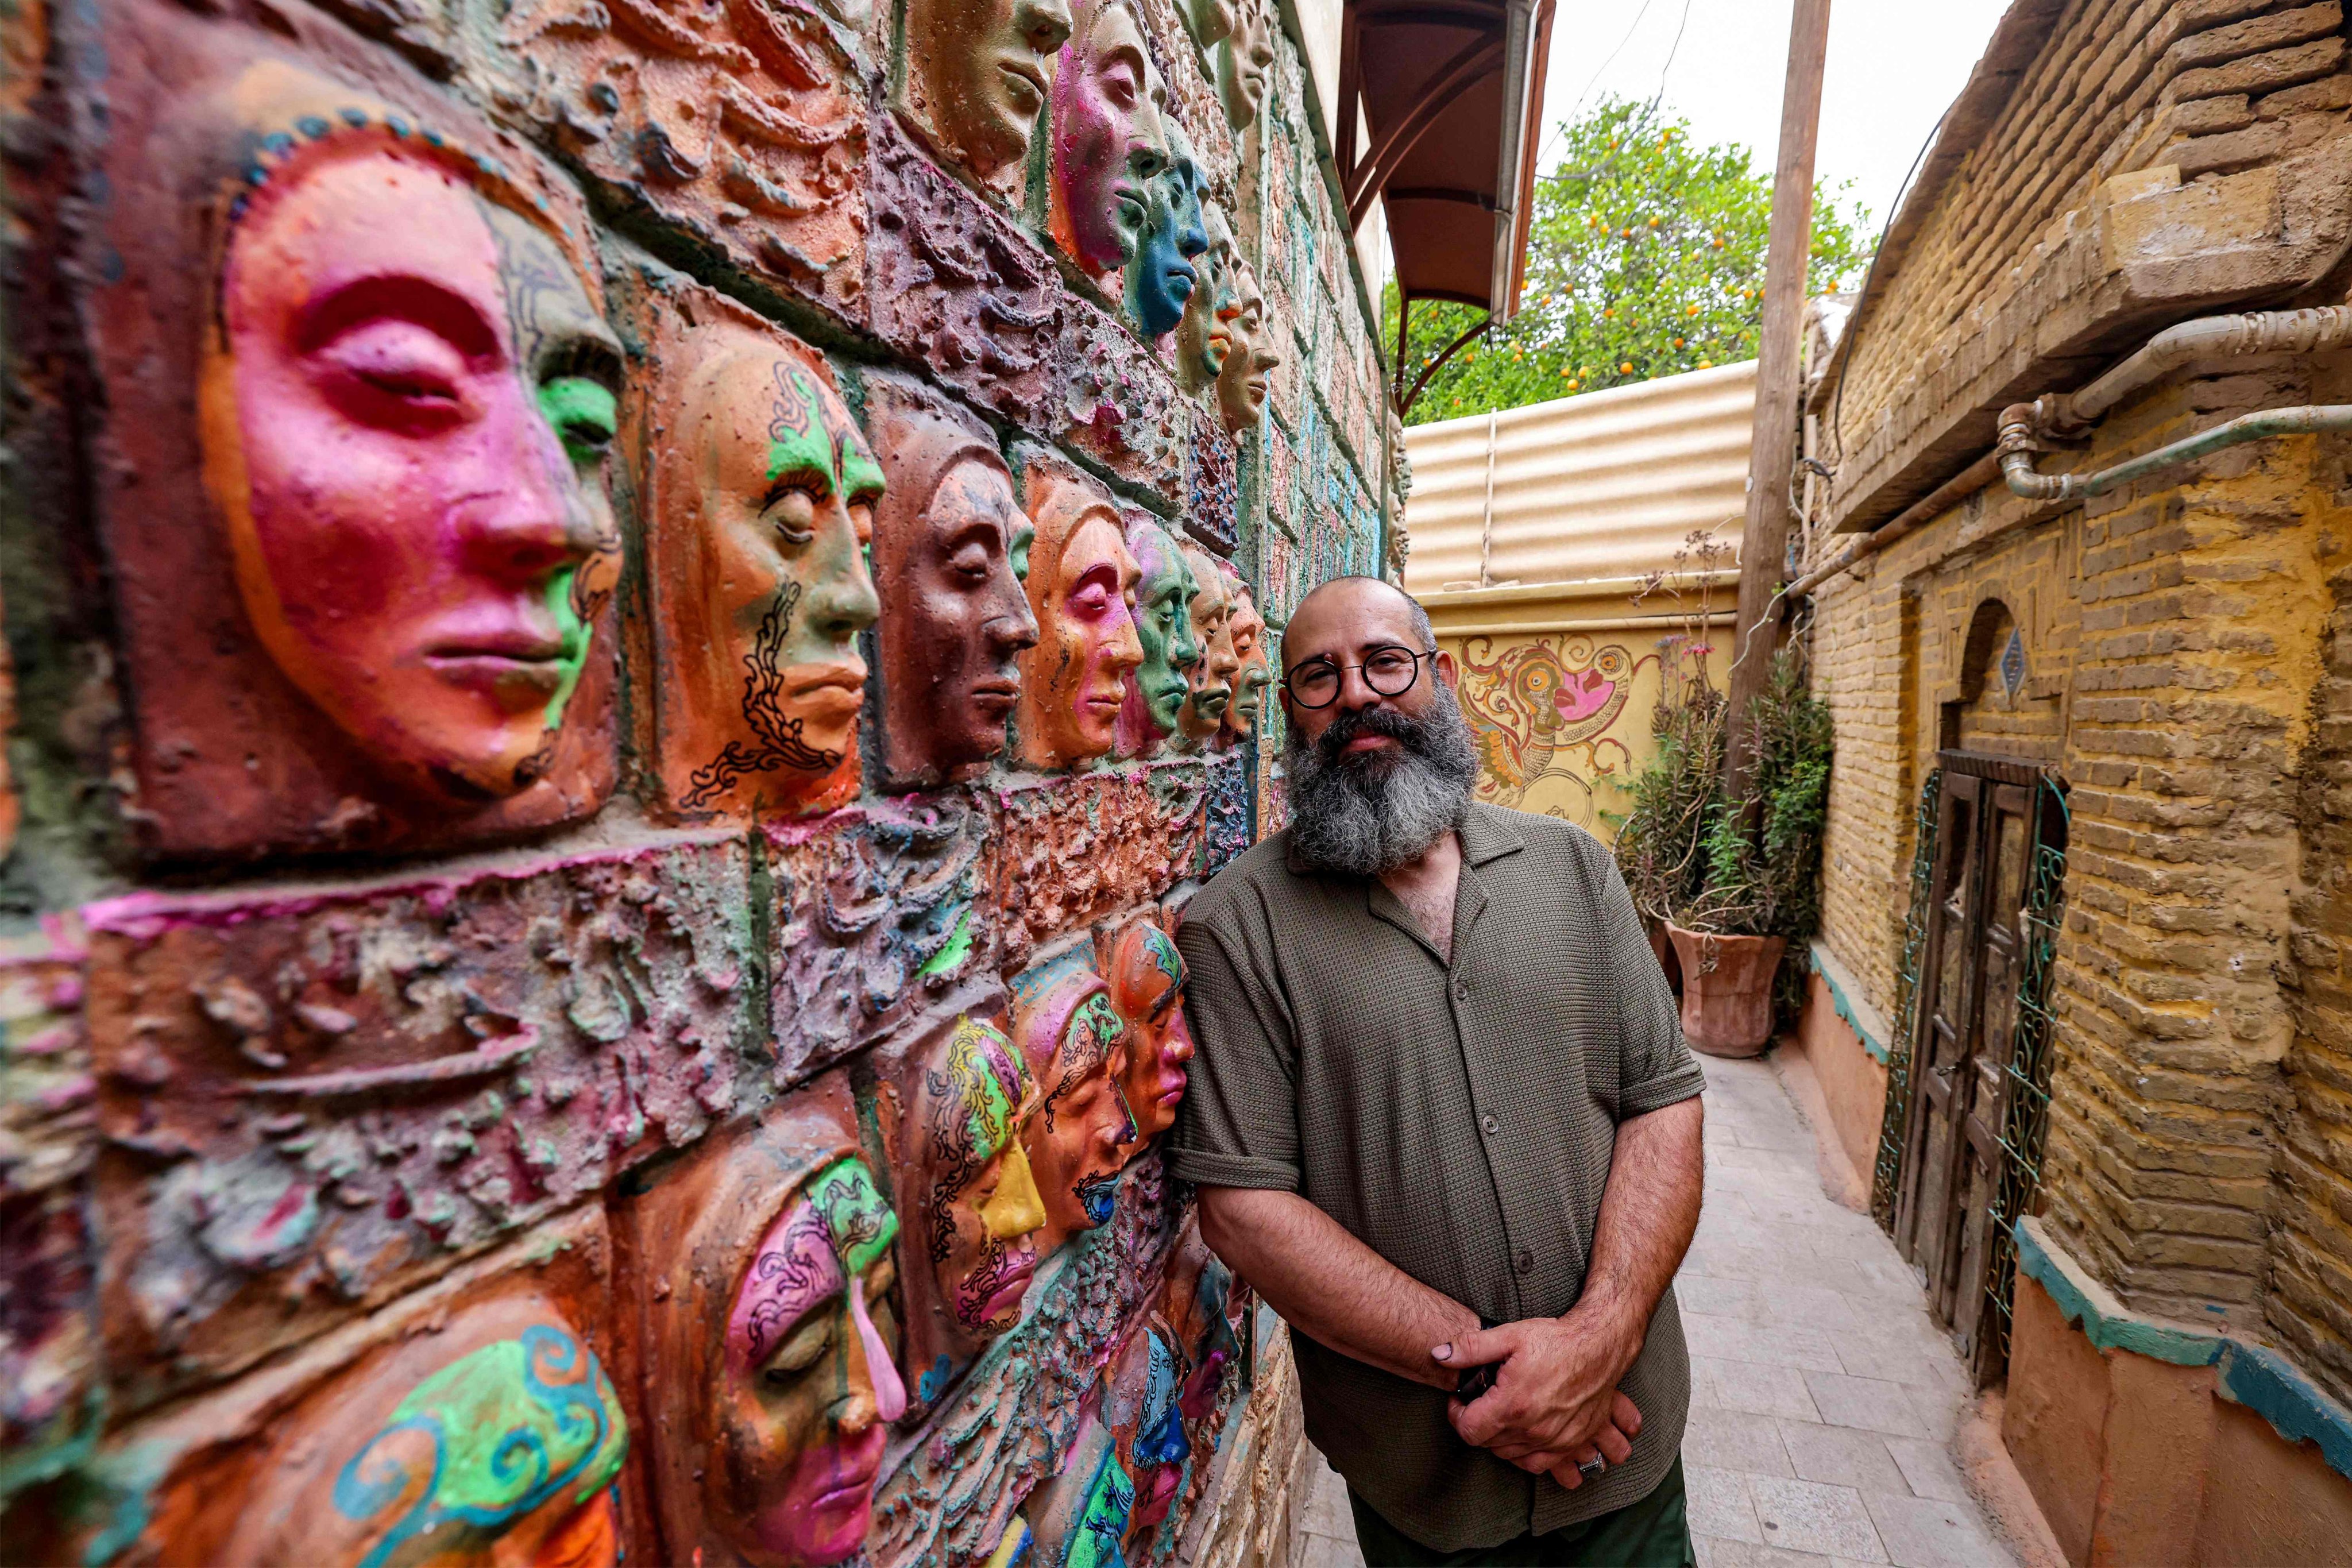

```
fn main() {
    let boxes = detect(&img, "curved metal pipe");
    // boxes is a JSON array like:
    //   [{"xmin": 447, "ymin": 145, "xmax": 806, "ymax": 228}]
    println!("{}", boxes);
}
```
[
  {"xmin": 2048, "ymin": 306, "xmax": 2352, "ymax": 432},
  {"xmin": 1999, "ymin": 404, "xmax": 2352, "ymax": 504},
  {"xmin": 1786, "ymin": 453, "xmax": 2005, "ymax": 600}
]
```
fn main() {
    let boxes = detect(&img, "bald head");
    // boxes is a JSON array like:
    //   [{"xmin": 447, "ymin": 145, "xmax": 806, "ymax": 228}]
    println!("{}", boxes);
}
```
[{"xmin": 1281, "ymin": 577, "xmax": 1435, "ymax": 672}]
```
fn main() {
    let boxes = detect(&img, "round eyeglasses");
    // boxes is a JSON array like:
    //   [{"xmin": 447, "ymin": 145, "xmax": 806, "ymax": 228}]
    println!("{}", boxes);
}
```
[{"xmin": 1282, "ymin": 645, "xmax": 1432, "ymax": 709}]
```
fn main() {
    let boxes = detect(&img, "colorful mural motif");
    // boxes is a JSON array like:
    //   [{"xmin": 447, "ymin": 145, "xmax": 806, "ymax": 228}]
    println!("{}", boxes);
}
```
[
  {"xmin": 0, "ymin": 0, "xmax": 1393, "ymax": 1557},
  {"xmin": 1454, "ymin": 637, "xmax": 1652, "ymax": 829}
]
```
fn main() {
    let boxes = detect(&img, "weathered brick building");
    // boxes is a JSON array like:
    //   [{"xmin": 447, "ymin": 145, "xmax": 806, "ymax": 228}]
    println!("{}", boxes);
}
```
[{"xmin": 1796, "ymin": 2, "xmax": 2352, "ymax": 1561}]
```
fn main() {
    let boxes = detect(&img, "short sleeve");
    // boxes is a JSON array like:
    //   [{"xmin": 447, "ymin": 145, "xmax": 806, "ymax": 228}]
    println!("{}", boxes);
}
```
[
  {"xmin": 1168, "ymin": 913, "xmax": 1303, "ymax": 1192},
  {"xmin": 1586, "ymin": 838, "xmax": 1706, "ymax": 1119}
]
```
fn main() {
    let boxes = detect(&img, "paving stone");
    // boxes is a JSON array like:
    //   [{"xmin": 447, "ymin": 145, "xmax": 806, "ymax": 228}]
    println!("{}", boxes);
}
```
[
  {"xmin": 1748, "ymin": 1476, "xmax": 1890, "ymax": 1562},
  {"xmin": 1802, "ymin": 1372, "xmax": 1931, "ymax": 1438},
  {"xmin": 1679, "ymin": 1273, "xmax": 1763, "ymax": 1319},
  {"xmin": 1883, "ymin": 1437, "xmax": 1972, "ymax": 1504},
  {"xmin": 1863, "ymin": 1492, "xmax": 2017, "ymax": 1568},
  {"xmin": 1684, "ymin": 1312, "xmax": 1848, "ymax": 1374},
  {"xmin": 1687, "ymin": 1463, "xmax": 1767, "ymax": 1544},
  {"xmin": 1775, "ymin": 1420, "xmax": 1914, "ymax": 1494},
  {"xmin": 1703, "ymin": 1357, "xmax": 1825, "ymax": 1422},
  {"xmin": 1697, "ymin": 1538, "xmax": 1847, "ymax": 1567},
  {"xmin": 1683, "ymin": 1405, "xmax": 1797, "ymax": 1477}
]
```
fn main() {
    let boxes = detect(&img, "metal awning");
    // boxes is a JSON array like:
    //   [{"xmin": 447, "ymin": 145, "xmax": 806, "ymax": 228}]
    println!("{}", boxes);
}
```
[{"xmin": 1336, "ymin": 0, "xmax": 1554, "ymax": 323}]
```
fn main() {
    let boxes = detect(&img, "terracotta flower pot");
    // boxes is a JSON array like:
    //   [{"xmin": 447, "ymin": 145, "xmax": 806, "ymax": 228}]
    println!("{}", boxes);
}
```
[{"xmin": 1664, "ymin": 924, "xmax": 1786, "ymax": 1059}]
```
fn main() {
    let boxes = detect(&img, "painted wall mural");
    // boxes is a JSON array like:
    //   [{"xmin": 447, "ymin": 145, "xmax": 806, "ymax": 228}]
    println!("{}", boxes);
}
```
[{"xmin": 0, "ymin": 0, "xmax": 1396, "ymax": 1558}]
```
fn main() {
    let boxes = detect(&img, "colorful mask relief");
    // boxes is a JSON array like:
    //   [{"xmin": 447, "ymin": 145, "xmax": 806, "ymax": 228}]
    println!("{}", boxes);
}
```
[
  {"xmin": 1173, "ymin": 543, "xmax": 1240, "ymax": 749},
  {"xmin": 632, "ymin": 1087, "xmax": 906, "ymax": 1568},
  {"xmin": 1049, "ymin": 0, "xmax": 1173, "ymax": 277},
  {"xmin": 1065, "ymin": 1447, "xmax": 1138, "ymax": 1568},
  {"xmin": 1099, "ymin": 921, "xmax": 1194, "ymax": 1145},
  {"xmin": 1216, "ymin": 4, "xmax": 1276, "ymax": 130},
  {"xmin": 327, "ymin": 1325, "xmax": 629, "ymax": 1568},
  {"xmin": 1215, "ymin": 261, "xmax": 1280, "ymax": 436},
  {"xmin": 901, "ymin": 0, "xmax": 1073, "ymax": 191},
  {"xmin": 646, "ymin": 316, "xmax": 884, "ymax": 820},
  {"xmin": 1106, "ymin": 1324, "xmax": 1191, "ymax": 1547},
  {"xmin": 162, "ymin": 76, "xmax": 625, "ymax": 849},
  {"xmin": 870, "ymin": 396, "xmax": 1040, "ymax": 786},
  {"xmin": 1221, "ymin": 579, "xmax": 1271, "ymax": 745},
  {"xmin": 1015, "ymin": 465, "xmax": 1146, "ymax": 770},
  {"xmin": 1114, "ymin": 518, "xmax": 1202, "ymax": 759},
  {"xmin": 902, "ymin": 1014, "xmax": 1049, "ymax": 1412},
  {"xmin": 1010, "ymin": 961, "xmax": 1137, "ymax": 1254},
  {"xmin": 1124, "ymin": 129, "xmax": 1207, "ymax": 338},
  {"xmin": 1176, "ymin": 204, "xmax": 1241, "ymax": 395}
]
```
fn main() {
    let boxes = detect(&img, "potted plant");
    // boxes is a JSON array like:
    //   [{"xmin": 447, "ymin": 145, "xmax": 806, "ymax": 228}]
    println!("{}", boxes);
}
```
[{"xmin": 1615, "ymin": 538, "xmax": 1832, "ymax": 1057}]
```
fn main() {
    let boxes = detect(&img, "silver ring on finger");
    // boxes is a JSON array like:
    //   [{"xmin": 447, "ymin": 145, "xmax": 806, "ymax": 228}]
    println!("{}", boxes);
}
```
[{"xmin": 1577, "ymin": 1455, "xmax": 1606, "ymax": 1481}]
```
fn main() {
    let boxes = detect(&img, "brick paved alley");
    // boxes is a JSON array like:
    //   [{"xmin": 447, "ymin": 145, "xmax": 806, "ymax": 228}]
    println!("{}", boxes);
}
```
[{"xmin": 1296, "ymin": 1056, "xmax": 2023, "ymax": 1567}]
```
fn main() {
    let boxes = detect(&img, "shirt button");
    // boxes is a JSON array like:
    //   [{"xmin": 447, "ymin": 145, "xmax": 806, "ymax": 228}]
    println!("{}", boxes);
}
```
[
  {"xmin": 1481, "ymin": 1114, "xmax": 1499, "ymax": 1136},
  {"xmin": 1453, "ymin": 979, "xmax": 1470, "ymax": 1001},
  {"xmin": 1515, "ymin": 1248, "xmax": 1535, "ymax": 1277}
]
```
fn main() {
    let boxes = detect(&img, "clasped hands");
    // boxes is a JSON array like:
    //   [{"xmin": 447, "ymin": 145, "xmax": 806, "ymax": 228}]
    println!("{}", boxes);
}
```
[{"xmin": 1431, "ymin": 1307, "xmax": 1643, "ymax": 1492}]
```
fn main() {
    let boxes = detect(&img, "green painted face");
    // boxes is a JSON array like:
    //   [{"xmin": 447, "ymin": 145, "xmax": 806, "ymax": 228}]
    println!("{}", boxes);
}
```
[
  {"xmin": 806, "ymin": 1154, "xmax": 899, "ymax": 1276},
  {"xmin": 1130, "ymin": 524, "xmax": 1200, "ymax": 732},
  {"xmin": 764, "ymin": 364, "xmax": 886, "ymax": 519}
]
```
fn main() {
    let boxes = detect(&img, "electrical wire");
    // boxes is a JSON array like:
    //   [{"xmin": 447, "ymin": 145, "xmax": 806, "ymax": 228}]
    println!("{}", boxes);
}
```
[{"xmin": 1828, "ymin": 102, "xmax": 1949, "ymax": 473}]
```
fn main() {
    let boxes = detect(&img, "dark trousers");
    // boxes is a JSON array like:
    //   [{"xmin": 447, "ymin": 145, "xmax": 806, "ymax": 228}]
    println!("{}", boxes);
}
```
[{"xmin": 1345, "ymin": 1458, "xmax": 1696, "ymax": 1568}]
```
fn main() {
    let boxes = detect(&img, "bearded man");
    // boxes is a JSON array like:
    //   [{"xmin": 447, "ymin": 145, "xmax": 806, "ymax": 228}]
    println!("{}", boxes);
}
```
[{"xmin": 1169, "ymin": 577, "xmax": 1706, "ymax": 1566}]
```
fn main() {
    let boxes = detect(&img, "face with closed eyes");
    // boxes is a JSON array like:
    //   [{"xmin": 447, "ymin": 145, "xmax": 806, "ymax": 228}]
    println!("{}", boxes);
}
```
[
  {"xmin": 1215, "ymin": 264, "xmax": 1279, "ymax": 436},
  {"xmin": 719, "ymin": 1158, "xmax": 906, "ymax": 1568},
  {"xmin": 1104, "ymin": 922, "xmax": 1194, "ymax": 1143},
  {"xmin": 1222, "ymin": 581, "xmax": 1270, "ymax": 741},
  {"xmin": 1175, "ymin": 543, "xmax": 1239, "ymax": 745},
  {"xmin": 872, "ymin": 414, "xmax": 1040, "ymax": 783},
  {"xmin": 657, "ymin": 334, "xmax": 883, "ymax": 817},
  {"xmin": 905, "ymin": 1016, "xmax": 1049, "ymax": 1408},
  {"xmin": 1126, "ymin": 134, "xmax": 1207, "ymax": 338},
  {"xmin": 1013, "ymin": 974, "xmax": 1137, "ymax": 1252},
  {"xmin": 1052, "ymin": 0, "xmax": 1172, "ymax": 274},
  {"xmin": 907, "ymin": 0, "xmax": 1074, "ymax": 181},
  {"xmin": 207, "ymin": 144, "xmax": 623, "ymax": 802},
  {"xmin": 1177, "ymin": 205, "xmax": 1241, "ymax": 392},
  {"xmin": 1017, "ymin": 474, "xmax": 1145, "ymax": 769},
  {"xmin": 1118, "ymin": 519, "xmax": 1200, "ymax": 754}
]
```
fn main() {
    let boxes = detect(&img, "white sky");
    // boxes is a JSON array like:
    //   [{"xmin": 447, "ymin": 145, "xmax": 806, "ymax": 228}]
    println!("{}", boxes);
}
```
[{"xmin": 1539, "ymin": 0, "xmax": 2016, "ymax": 231}]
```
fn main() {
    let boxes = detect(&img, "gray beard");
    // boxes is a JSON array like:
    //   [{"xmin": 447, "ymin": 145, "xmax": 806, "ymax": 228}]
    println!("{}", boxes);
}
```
[{"xmin": 1283, "ymin": 679, "xmax": 1480, "ymax": 877}]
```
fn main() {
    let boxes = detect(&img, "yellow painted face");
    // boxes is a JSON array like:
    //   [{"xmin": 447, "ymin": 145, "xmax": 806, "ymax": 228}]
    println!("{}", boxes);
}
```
[{"xmin": 979, "ymin": 1138, "xmax": 1047, "ymax": 1241}]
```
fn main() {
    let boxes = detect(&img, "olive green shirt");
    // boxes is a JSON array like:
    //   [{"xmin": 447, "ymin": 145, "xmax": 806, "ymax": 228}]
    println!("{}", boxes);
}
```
[{"xmin": 1168, "ymin": 803, "xmax": 1705, "ymax": 1551}]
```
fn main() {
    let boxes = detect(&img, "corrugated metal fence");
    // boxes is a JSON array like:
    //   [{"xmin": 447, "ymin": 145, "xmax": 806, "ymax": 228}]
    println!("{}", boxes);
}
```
[{"xmin": 1401, "ymin": 360, "xmax": 1758, "ymax": 594}]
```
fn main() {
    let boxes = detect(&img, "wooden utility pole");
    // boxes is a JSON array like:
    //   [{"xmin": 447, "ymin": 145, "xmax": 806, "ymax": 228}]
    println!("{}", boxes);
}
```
[{"xmin": 1724, "ymin": 0, "xmax": 1832, "ymax": 797}]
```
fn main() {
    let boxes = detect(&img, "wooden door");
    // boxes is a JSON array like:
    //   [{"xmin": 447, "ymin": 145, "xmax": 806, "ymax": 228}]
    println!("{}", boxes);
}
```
[{"xmin": 1895, "ymin": 756, "xmax": 2041, "ymax": 1381}]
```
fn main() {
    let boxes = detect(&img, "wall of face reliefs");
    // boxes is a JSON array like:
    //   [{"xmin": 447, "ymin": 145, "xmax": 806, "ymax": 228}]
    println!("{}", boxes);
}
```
[{"xmin": 0, "ymin": 0, "xmax": 1396, "ymax": 1561}]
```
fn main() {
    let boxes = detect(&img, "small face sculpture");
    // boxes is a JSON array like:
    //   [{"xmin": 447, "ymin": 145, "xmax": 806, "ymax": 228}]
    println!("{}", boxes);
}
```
[
  {"xmin": 1174, "ymin": 544, "xmax": 1240, "ymax": 747},
  {"xmin": 906, "ymin": 0, "xmax": 1075, "ymax": 181},
  {"xmin": 221, "ymin": 1296, "xmax": 630, "ymax": 1567},
  {"xmin": 1217, "ymin": 5, "xmax": 1276, "ymax": 129},
  {"xmin": 1215, "ymin": 264, "xmax": 1280, "ymax": 436},
  {"xmin": 1221, "ymin": 580, "xmax": 1270, "ymax": 744},
  {"xmin": 1012, "ymin": 968, "xmax": 1138, "ymax": 1251},
  {"xmin": 1126, "ymin": 132, "xmax": 1208, "ymax": 338},
  {"xmin": 1052, "ymin": 0, "xmax": 1173, "ymax": 275},
  {"xmin": 1102, "ymin": 921, "xmax": 1194, "ymax": 1144},
  {"xmin": 1176, "ymin": 205, "xmax": 1241, "ymax": 393},
  {"xmin": 659, "ymin": 331, "xmax": 884, "ymax": 817},
  {"xmin": 1107, "ymin": 1325, "xmax": 1193, "ymax": 1546},
  {"xmin": 207, "ymin": 141, "xmax": 623, "ymax": 802},
  {"xmin": 1181, "ymin": 0, "xmax": 1236, "ymax": 49},
  {"xmin": 904, "ymin": 1016, "xmax": 1049, "ymax": 1409},
  {"xmin": 872, "ymin": 408, "xmax": 1040, "ymax": 784},
  {"xmin": 716, "ymin": 1158, "xmax": 907, "ymax": 1567},
  {"xmin": 1117, "ymin": 519, "xmax": 1201, "ymax": 757},
  {"xmin": 1017, "ymin": 471, "xmax": 1145, "ymax": 769}
]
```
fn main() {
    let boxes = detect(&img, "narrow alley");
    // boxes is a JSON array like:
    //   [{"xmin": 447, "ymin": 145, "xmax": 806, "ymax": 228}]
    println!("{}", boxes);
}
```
[{"xmin": 1296, "ymin": 1056, "xmax": 2029, "ymax": 1568}]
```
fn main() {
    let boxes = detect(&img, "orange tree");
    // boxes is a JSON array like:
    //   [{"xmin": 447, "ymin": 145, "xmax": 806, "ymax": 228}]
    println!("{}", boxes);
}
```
[{"xmin": 1388, "ymin": 96, "xmax": 1874, "ymax": 424}]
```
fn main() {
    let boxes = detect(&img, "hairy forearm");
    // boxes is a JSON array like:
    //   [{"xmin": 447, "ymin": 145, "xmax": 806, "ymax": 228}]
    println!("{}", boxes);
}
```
[
  {"xmin": 1575, "ymin": 1097, "xmax": 1705, "ymax": 1360},
  {"xmin": 1197, "ymin": 1184, "xmax": 1479, "ymax": 1389}
]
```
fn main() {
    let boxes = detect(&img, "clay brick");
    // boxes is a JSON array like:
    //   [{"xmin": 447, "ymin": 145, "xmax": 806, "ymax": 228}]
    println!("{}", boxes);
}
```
[
  {"xmin": 2173, "ymin": 34, "xmax": 2349, "ymax": 98},
  {"xmin": 2257, "ymin": 68, "xmax": 2352, "ymax": 113}
]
